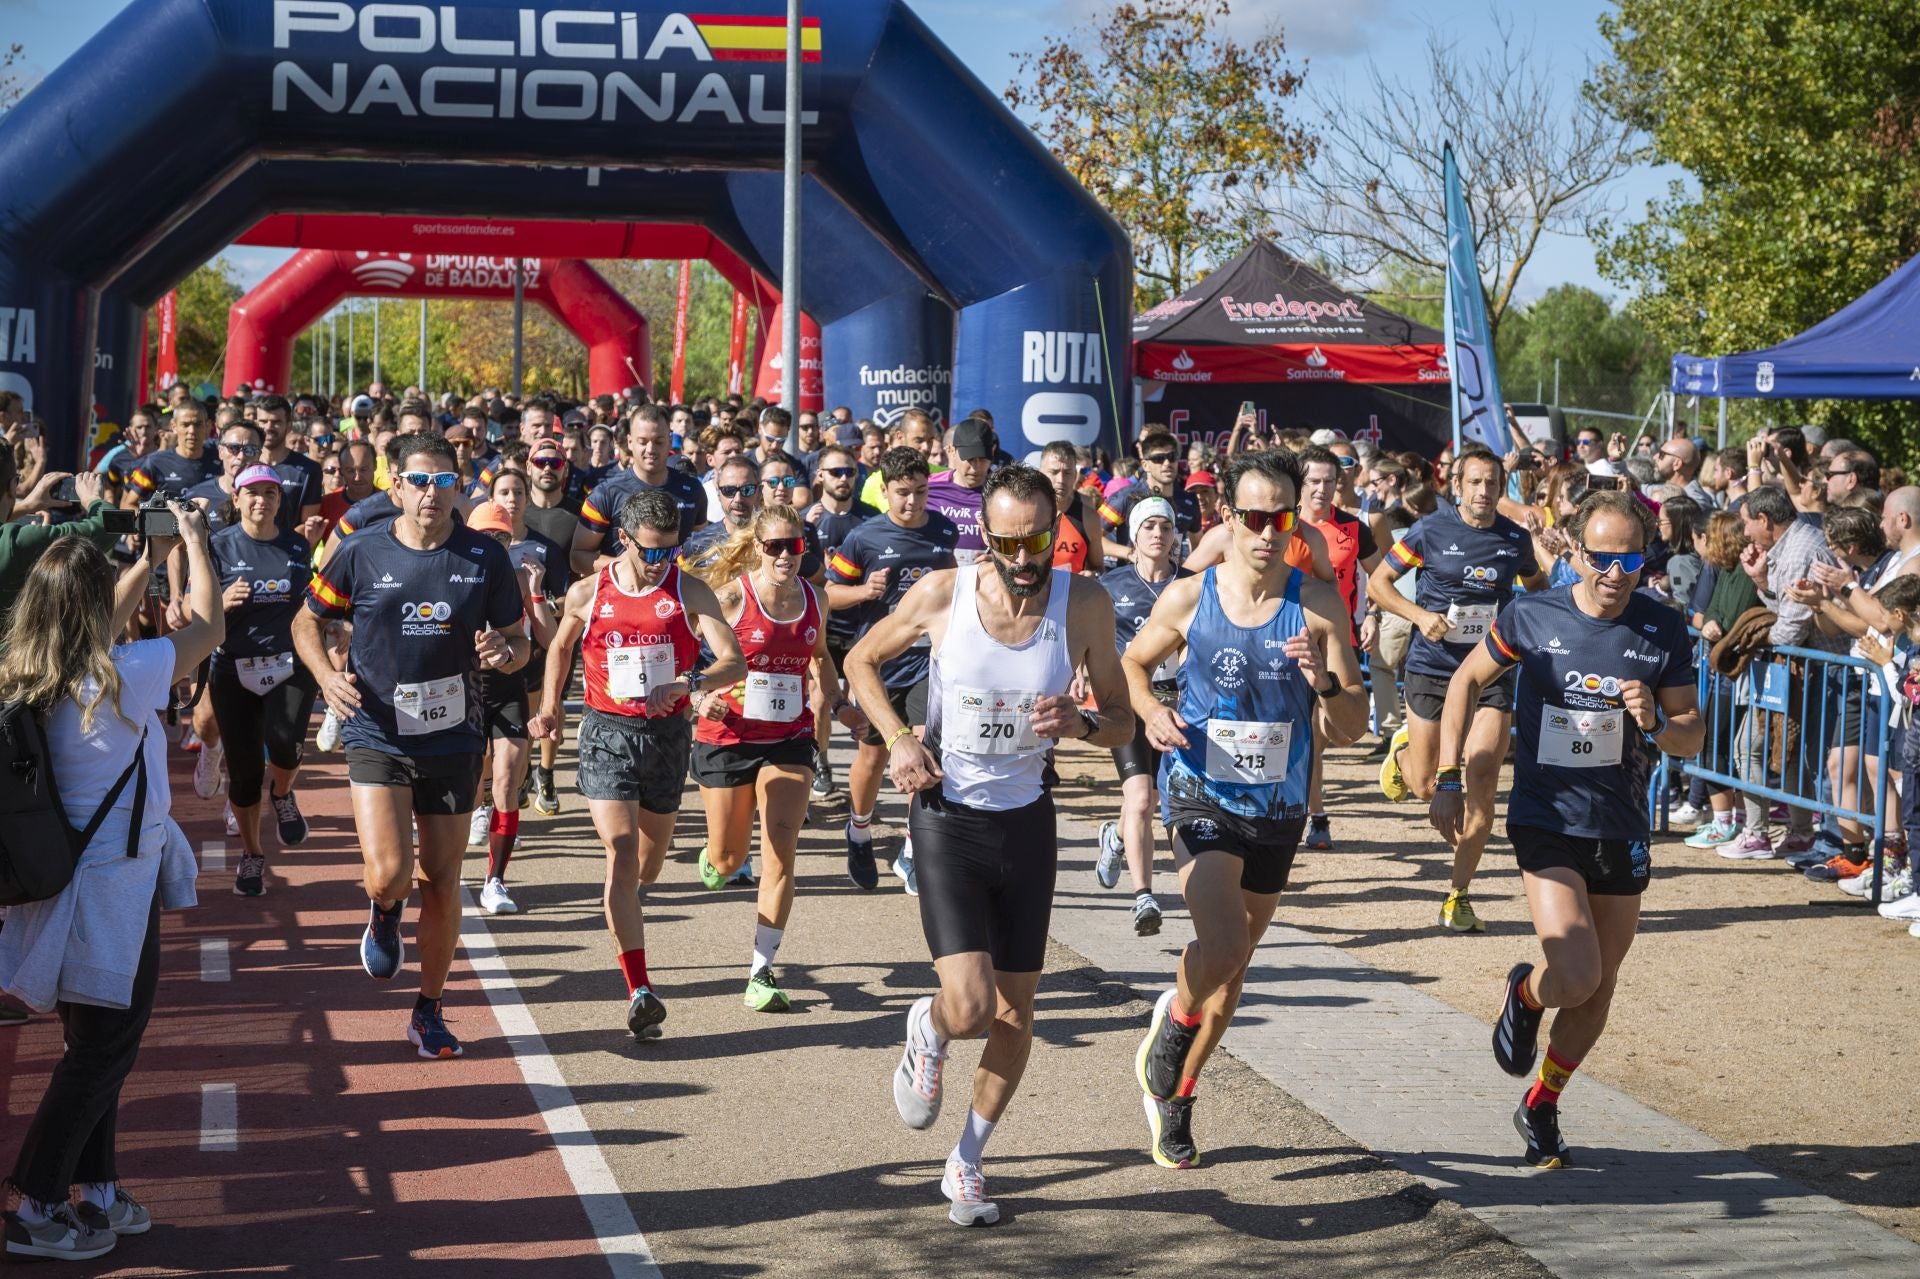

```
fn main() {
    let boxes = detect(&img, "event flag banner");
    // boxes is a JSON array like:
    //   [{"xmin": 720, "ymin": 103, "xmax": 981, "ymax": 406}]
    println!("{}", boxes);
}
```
[{"xmin": 1442, "ymin": 143, "xmax": 1504, "ymax": 452}]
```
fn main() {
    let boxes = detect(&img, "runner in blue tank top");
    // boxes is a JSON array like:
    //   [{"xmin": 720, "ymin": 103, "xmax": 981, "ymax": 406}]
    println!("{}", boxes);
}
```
[
  {"xmin": 1430, "ymin": 490, "xmax": 1702, "ymax": 1171},
  {"xmin": 1121, "ymin": 450, "xmax": 1369, "ymax": 1171}
]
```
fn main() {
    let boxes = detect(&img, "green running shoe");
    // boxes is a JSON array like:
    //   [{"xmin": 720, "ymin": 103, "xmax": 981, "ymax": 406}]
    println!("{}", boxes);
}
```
[
  {"xmin": 745, "ymin": 966, "xmax": 791, "ymax": 1013},
  {"xmin": 698, "ymin": 847, "xmax": 728, "ymax": 891}
]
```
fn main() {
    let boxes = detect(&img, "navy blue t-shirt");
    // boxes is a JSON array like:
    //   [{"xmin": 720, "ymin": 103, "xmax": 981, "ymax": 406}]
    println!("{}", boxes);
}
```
[
  {"xmin": 131, "ymin": 449, "xmax": 215, "ymax": 500},
  {"xmin": 810, "ymin": 500, "xmax": 880, "ymax": 644},
  {"xmin": 581, "ymin": 466, "xmax": 707, "ymax": 553},
  {"xmin": 308, "ymin": 523, "xmax": 525, "ymax": 756},
  {"xmin": 336, "ymin": 491, "xmax": 401, "ymax": 538},
  {"xmin": 1390, "ymin": 504, "xmax": 1539, "ymax": 678},
  {"xmin": 1487, "ymin": 587, "xmax": 1694, "ymax": 841},
  {"xmin": 184, "ymin": 477, "xmax": 235, "ymax": 533},
  {"xmin": 1102, "ymin": 482, "xmax": 1203, "ymax": 548},
  {"xmin": 826, "ymin": 511, "xmax": 959, "ymax": 689},
  {"xmin": 211, "ymin": 524, "xmax": 314, "ymax": 662},
  {"xmin": 271, "ymin": 450, "xmax": 325, "ymax": 533}
]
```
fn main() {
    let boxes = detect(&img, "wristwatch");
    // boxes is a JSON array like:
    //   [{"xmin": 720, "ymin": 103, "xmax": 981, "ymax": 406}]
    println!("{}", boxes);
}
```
[
  {"xmin": 1314, "ymin": 675, "xmax": 1342, "ymax": 700},
  {"xmin": 1076, "ymin": 709, "xmax": 1101, "ymax": 739}
]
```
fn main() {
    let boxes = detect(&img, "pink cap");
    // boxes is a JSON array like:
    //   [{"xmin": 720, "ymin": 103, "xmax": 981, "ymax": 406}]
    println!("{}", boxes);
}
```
[{"xmin": 235, "ymin": 464, "xmax": 282, "ymax": 489}]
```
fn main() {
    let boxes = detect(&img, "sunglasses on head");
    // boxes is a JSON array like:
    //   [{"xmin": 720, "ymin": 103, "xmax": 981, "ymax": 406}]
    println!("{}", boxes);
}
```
[
  {"xmin": 759, "ymin": 535, "xmax": 806, "ymax": 558},
  {"xmin": 984, "ymin": 527, "xmax": 1055, "ymax": 557},
  {"xmin": 635, "ymin": 543, "xmax": 679, "ymax": 565},
  {"xmin": 718, "ymin": 483, "xmax": 760, "ymax": 499},
  {"xmin": 764, "ymin": 474, "xmax": 802, "ymax": 490},
  {"xmin": 398, "ymin": 470, "xmax": 460, "ymax": 490},
  {"xmin": 819, "ymin": 466, "xmax": 856, "ymax": 479},
  {"xmin": 1231, "ymin": 506, "xmax": 1297, "ymax": 535},
  {"xmin": 1580, "ymin": 546, "xmax": 1645, "ymax": 575},
  {"xmin": 528, "ymin": 455, "xmax": 565, "ymax": 469}
]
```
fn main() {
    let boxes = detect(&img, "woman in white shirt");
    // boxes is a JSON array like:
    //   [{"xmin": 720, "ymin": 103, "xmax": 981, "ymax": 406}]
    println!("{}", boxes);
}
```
[{"xmin": 0, "ymin": 505, "xmax": 221, "ymax": 1262}]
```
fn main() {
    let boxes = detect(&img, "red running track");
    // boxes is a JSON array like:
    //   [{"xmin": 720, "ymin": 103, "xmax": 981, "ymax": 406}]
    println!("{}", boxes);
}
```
[{"xmin": 0, "ymin": 746, "xmax": 629, "ymax": 1276}]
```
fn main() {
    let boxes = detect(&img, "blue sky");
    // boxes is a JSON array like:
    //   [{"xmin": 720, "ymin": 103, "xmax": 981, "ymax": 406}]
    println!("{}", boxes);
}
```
[{"xmin": 4, "ymin": 0, "xmax": 1671, "ymax": 300}]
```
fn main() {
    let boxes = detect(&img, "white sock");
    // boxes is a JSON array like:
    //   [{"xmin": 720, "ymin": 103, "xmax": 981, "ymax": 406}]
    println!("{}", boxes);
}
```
[
  {"xmin": 80, "ymin": 1182, "xmax": 116, "ymax": 1211},
  {"xmin": 952, "ymin": 1109, "xmax": 996, "ymax": 1166},
  {"xmin": 752, "ymin": 923, "xmax": 783, "ymax": 974},
  {"xmin": 901, "ymin": 835, "xmax": 915, "ymax": 859},
  {"xmin": 848, "ymin": 811, "xmax": 873, "ymax": 844},
  {"xmin": 16, "ymin": 1196, "xmax": 56, "ymax": 1226},
  {"xmin": 913, "ymin": 999, "xmax": 949, "ymax": 1052}
]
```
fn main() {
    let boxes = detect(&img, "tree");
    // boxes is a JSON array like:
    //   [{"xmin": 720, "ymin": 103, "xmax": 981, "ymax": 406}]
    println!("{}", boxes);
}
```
[
  {"xmin": 1, "ymin": 44, "xmax": 27, "ymax": 113},
  {"xmin": 1269, "ymin": 16, "xmax": 1637, "ymax": 341},
  {"xmin": 154, "ymin": 261, "xmax": 243, "ymax": 393},
  {"xmin": 594, "ymin": 259, "xmax": 743, "ymax": 400},
  {"xmin": 1499, "ymin": 285, "xmax": 1667, "ymax": 414},
  {"xmin": 1593, "ymin": 0, "xmax": 1920, "ymax": 457},
  {"xmin": 1005, "ymin": 0, "xmax": 1314, "ymax": 308}
]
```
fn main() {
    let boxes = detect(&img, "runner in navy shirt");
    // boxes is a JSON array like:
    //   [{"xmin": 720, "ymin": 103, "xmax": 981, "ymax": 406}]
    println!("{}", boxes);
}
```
[
  {"xmin": 130, "ymin": 402, "xmax": 215, "ymax": 500},
  {"xmin": 572, "ymin": 405, "xmax": 707, "ymax": 573},
  {"xmin": 1431, "ymin": 489, "xmax": 1701, "ymax": 1171},
  {"xmin": 1367, "ymin": 444, "xmax": 1545, "ymax": 932},
  {"xmin": 804, "ymin": 442, "xmax": 879, "ymax": 795},
  {"xmin": 254, "ymin": 394, "xmax": 325, "ymax": 536},
  {"xmin": 295, "ymin": 433, "xmax": 527, "ymax": 1063}
]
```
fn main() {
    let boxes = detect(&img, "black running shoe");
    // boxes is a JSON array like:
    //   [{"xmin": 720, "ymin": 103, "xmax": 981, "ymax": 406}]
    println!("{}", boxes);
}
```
[
  {"xmin": 233, "ymin": 854, "xmax": 266, "ymax": 898},
  {"xmin": 1513, "ymin": 1101, "xmax": 1571, "ymax": 1168},
  {"xmin": 1136, "ymin": 989, "xmax": 1199, "ymax": 1101},
  {"xmin": 626, "ymin": 985, "xmax": 666, "ymax": 1040},
  {"xmin": 270, "ymin": 789, "xmax": 308, "ymax": 846},
  {"xmin": 532, "ymin": 766, "xmax": 560, "ymax": 817},
  {"xmin": 1143, "ymin": 1091, "xmax": 1200, "ymax": 1169},
  {"xmin": 1493, "ymin": 962, "xmax": 1543, "ymax": 1077},
  {"xmin": 846, "ymin": 823, "xmax": 879, "ymax": 890}
]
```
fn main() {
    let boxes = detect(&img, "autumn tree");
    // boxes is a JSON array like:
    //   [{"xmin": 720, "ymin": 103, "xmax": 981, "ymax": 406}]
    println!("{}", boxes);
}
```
[
  {"xmin": 149, "ymin": 261, "xmax": 243, "ymax": 393},
  {"xmin": 1005, "ymin": 0, "xmax": 1314, "ymax": 308},
  {"xmin": 594, "ymin": 259, "xmax": 743, "ymax": 400}
]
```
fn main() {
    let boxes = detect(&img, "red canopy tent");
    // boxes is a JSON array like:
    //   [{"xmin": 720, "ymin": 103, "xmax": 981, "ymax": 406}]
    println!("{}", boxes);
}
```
[{"xmin": 1132, "ymin": 240, "xmax": 1450, "ymax": 454}]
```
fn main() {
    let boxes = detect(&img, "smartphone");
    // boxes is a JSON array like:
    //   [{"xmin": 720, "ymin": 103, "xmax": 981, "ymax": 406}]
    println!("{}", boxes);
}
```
[
  {"xmin": 51, "ymin": 475, "xmax": 79, "ymax": 505},
  {"xmin": 1589, "ymin": 475, "xmax": 1625, "ymax": 491},
  {"xmin": 1239, "ymin": 400, "xmax": 1256, "ymax": 420}
]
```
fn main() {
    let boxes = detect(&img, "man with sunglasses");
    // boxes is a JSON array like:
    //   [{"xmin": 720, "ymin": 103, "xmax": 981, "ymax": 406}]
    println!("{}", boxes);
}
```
[
  {"xmin": 924, "ymin": 417, "xmax": 996, "ymax": 566},
  {"xmin": 296, "ymin": 434, "xmax": 530, "ymax": 1060},
  {"xmin": 1102, "ymin": 427, "xmax": 1202, "ymax": 566},
  {"xmin": 1369, "ymin": 444, "xmax": 1546, "ymax": 931},
  {"xmin": 572, "ymin": 405, "xmax": 708, "ymax": 577},
  {"xmin": 531, "ymin": 490, "xmax": 745, "ymax": 1039},
  {"xmin": 1431, "ymin": 490, "xmax": 1701, "ymax": 1169},
  {"xmin": 1122, "ymin": 450, "xmax": 1369, "ymax": 1171},
  {"xmin": 849, "ymin": 464, "xmax": 1133, "ymax": 1226},
  {"xmin": 828, "ymin": 446, "xmax": 960, "ymax": 892},
  {"xmin": 806, "ymin": 443, "xmax": 882, "ymax": 796},
  {"xmin": 1652, "ymin": 436, "xmax": 1715, "ymax": 510}
]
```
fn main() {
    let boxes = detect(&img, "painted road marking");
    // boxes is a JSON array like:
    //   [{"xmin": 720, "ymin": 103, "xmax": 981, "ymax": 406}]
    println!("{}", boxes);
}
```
[
  {"xmin": 460, "ymin": 892, "xmax": 662, "ymax": 1279},
  {"xmin": 200, "ymin": 937, "xmax": 230, "ymax": 983},
  {"xmin": 201, "ymin": 840, "xmax": 226, "ymax": 873},
  {"xmin": 200, "ymin": 1083, "xmax": 238, "ymax": 1152}
]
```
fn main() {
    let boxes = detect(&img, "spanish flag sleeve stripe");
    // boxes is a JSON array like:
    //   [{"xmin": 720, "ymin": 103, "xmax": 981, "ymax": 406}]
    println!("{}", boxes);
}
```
[
  {"xmin": 580, "ymin": 497, "xmax": 610, "ymax": 529},
  {"xmin": 1486, "ymin": 623, "xmax": 1518, "ymax": 665},
  {"xmin": 828, "ymin": 552, "xmax": 862, "ymax": 582},
  {"xmin": 308, "ymin": 572, "xmax": 349, "ymax": 611},
  {"xmin": 1097, "ymin": 501, "xmax": 1124, "ymax": 527},
  {"xmin": 1387, "ymin": 540, "xmax": 1422, "ymax": 570},
  {"xmin": 130, "ymin": 469, "xmax": 155, "ymax": 492},
  {"xmin": 335, "ymin": 515, "xmax": 357, "ymax": 538}
]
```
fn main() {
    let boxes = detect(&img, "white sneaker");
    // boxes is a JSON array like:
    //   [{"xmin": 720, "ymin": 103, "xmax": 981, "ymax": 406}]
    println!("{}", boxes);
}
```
[
  {"xmin": 893, "ymin": 850, "xmax": 918, "ymax": 896},
  {"xmin": 892, "ymin": 996, "xmax": 944, "ymax": 1130},
  {"xmin": 315, "ymin": 707, "xmax": 342, "ymax": 752},
  {"xmin": 1668, "ymin": 801, "xmax": 1704, "ymax": 828},
  {"xmin": 1095, "ymin": 821, "xmax": 1125, "ymax": 889},
  {"xmin": 1843, "ymin": 868, "xmax": 1911, "ymax": 902},
  {"xmin": 479, "ymin": 877, "xmax": 518, "ymax": 915},
  {"xmin": 223, "ymin": 803, "xmax": 239, "ymax": 837},
  {"xmin": 1877, "ymin": 892, "xmax": 1920, "ymax": 921},
  {"xmin": 940, "ymin": 1156, "xmax": 999, "ymax": 1227},
  {"xmin": 193, "ymin": 738, "xmax": 226, "ymax": 799},
  {"xmin": 468, "ymin": 805, "xmax": 493, "ymax": 849}
]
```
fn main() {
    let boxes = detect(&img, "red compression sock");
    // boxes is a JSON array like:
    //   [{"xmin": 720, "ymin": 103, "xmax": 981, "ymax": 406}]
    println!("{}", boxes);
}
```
[
  {"xmin": 1170, "ymin": 1000, "xmax": 1204, "ymax": 1029},
  {"xmin": 1176, "ymin": 1077, "xmax": 1198, "ymax": 1098},
  {"xmin": 1524, "ymin": 1047, "xmax": 1580, "ymax": 1109},
  {"xmin": 487, "ymin": 809, "xmax": 519, "ymax": 881},
  {"xmin": 617, "ymin": 948, "xmax": 650, "ymax": 995}
]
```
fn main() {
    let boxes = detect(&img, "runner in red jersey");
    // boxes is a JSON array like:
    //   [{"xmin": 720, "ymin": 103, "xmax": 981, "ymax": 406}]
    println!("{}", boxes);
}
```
[
  {"xmin": 531, "ymin": 489, "xmax": 743, "ymax": 1040},
  {"xmin": 686, "ymin": 506, "xmax": 868, "ymax": 1012}
]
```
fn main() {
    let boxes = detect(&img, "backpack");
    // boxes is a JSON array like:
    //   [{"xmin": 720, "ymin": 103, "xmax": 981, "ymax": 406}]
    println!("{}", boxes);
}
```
[{"xmin": 0, "ymin": 701, "xmax": 147, "ymax": 907}]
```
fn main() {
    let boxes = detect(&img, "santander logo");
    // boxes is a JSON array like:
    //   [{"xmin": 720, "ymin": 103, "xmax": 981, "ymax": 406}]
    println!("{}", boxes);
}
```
[
  {"xmin": 351, "ymin": 253, "xmax": 415, "ymax": 289},
  {"xmin": 1171, "ymin": 349, "xmax": 1196, "ymax": 371},
  {"xmin": 1304, "ymin": 346, "xmax": 1329, "ymax": 368}
]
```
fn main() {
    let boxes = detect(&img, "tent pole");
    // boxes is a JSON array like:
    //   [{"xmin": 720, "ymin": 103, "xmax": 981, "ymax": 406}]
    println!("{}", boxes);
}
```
[{"xmin": 1717, "ymin": 396, "xmax": 1727, "ymax": 450}]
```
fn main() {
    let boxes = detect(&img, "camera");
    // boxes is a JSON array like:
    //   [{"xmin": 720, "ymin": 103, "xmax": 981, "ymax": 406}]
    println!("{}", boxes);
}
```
[{"xmin": 101, "ymin": 498, "xmax": 180, "ymax": 538}]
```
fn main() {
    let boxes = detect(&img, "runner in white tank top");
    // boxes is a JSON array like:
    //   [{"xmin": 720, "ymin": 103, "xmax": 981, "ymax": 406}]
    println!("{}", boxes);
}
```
[{"xmin": 843, "ymin": 466, "xmax": 1135, "ymax": 1227}]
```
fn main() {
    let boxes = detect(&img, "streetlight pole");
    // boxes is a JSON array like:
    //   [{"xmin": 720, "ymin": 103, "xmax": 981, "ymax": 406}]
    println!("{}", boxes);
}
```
[
  {"xmin": 780, "ymin": 0, "xmax": 803, "ymax": 454},
  {"xmin": 512, "ymin": 258, "xmax": 526, "ymax": 397},
  {"xmin": 418, "ymin": 298, "xmax": 428, "ymax": 392}
]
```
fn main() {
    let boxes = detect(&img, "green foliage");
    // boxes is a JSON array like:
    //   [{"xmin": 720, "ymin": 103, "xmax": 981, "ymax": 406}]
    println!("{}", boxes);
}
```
[
  {"xmin": 1594, "ymin": 0, "xmax": 1920, "ymax": 457},
  {"xmin": 154, "ymin": 261, "xmax": 243, "ymax": 392},
  {"xmin": 594, "ymin": 259, "xmax": 743, "ymax": 400}
]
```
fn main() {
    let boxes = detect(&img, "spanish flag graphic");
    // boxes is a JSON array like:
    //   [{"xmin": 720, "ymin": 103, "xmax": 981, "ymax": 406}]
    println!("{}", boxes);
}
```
[{"xmin": 692, "ymin": 14, "xmax": 823, "ymax": 63}]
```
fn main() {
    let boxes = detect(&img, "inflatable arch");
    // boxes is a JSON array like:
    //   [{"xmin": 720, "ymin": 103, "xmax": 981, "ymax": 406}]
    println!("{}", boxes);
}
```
[
  {"xmin": 226, "ymin": 250, "xmax": 650, "ymax": 397},
  {"xmin": 0, "ymin": 1, "xmax": 1127, "ymax": 464}
]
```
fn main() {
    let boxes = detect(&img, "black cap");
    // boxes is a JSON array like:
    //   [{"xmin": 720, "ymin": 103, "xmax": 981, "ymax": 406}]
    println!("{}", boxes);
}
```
[{"xmin": 952, "ymin": 415, "xmax": 994, "ymax": 460}]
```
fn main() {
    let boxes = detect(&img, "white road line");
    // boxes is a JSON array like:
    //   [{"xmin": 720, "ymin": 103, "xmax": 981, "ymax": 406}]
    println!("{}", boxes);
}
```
[
  {"xmin": 200, "ymin": 1083, "xmax": 238, "ymax": 1152},
  {"xmin": 200, "ymin": 937, "xmax": 230, "ymax": 983},
  {"xmin": 460, "ymin": 892, "xmax": 662, "ymax": 1279},
  {"xmin": 200, "ymin": 840, "xmax": 226, "ymax": 873}
]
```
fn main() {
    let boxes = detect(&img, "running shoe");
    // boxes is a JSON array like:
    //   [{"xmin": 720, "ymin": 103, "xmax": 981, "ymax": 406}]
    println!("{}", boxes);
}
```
[
  {"xmin": 1095, "ymin": 821, "xmax": 1125, "ymax": 889},
  {"xmin": 1667, "ymin": 801, "xmax": 1704, "ymax": 829},
  {"xmin": 468, "ymin": 804, "xmax": 493, "ymax": 850},
  {"xmin": 76, "ymin": 1189, "xmax": 150, "ymax": 1237},
  {"xmin": 1840, "ymin": 867, "xmax": 1910, "ymax": 901},
  {"xmin": 1304, "ymin": 814, "xmax": 1333, "ymax": 851},
  {"xmin": 893, "ymin": 995, "xmax": 945, "ymax": 1130},
  {"xmin": 193, "ymin": 738, "xmax": 226, "ymax": 799},
  {"xmin": 697, "ymin": 847, "xmax": 728, "ymax": 891},
  {"xmin": 627, "ymin": 985, "xmax": 667, "ymax": 1040},
  {"xmin": 361, "ymin": 901, "xmax": 405, "ymax": 980},
  {"xmin": 1769, "ymin": 803, "xmax": 1789, "ymax": 822},
  {"xmin": 1492, "ymin": 962, "xmax": 1543, "ymax": 1078},
  {"xmin": 1876, "ymin": 891, "xmax": 1920, "ymax": 922},
  {"xmin": 1378, "ymin": 724, "xmax": 1411, "ymax": 802},
  {"xmin": 1784, "ymin": 846, "xmax": 1829, "ymax": 871},
  {"xmin": 1143, "ymin": 1091, "xmax": 1200, "ymax": 1169},
  {"xmin": 893, "ymin": 850, "xmax": 918, "ymax": 897},
  {"xmin": 233, "ymin": 854, "xmax": 266, "ymax": 898},
  {"xmin": 1684, "ymin": 820, "xmax": 1740, "ymax": 848},
  {"xmin": 4, "ymin": 1204, "xmax": 117, "ymax": 1261},
  {"xmin": 1132, "ymin": 893, "xmax": 1163, "ymax": 937},
  {"xmin": 479, "ymin": 877, "xmax": 518, "ymax": 915},
  {"xmin": 407, "ymin": 999, "xmax": 463, "ymax": 1059},
  {"xmin": 270, "ymin": 788, "xmax": 308, "ymax": 846},
  {"xmin": 1807, "ymin": 853, "xmax": 1869, "ymax": 882},
  {"xmin": 727, "ymin": 856, "xmax": 757, "ymax": 888},
  {"xmin": 1439, "ymin": 889, "xmax": 1485, "ymax": 933},
  {"xmin": 846, "ymin": 822, "xmax": 878, "ymax": 890},
  {"xmin": 744, "ymin": 966, "xmax": 791, "ymax": 1013},
  {"xmin": 1777, "ymin": 833, "xmax": 1818, "ymax": 856},
  {"xmin": 1514, "ymin": 1101, "xmax": 1571, "ymax": 1169},
  {"xmin": 1137, "ymin": 988, "xmax": 1198, "ymax": 1102},
  {"xmin": 531, "ymin": 765, "xmax": 560, "ymax": 816},
  {"xmin": 179, "ymin": 724, "xmax": 202, "ymax": 754},
  {"xmin": 1718, "ymin": 832, "xmax": 1775, "ymax": 860},
  {"xmin": 224, "ymin": 803, "xmax": 239, "ymax": 837},
  {"xmin": 315, "ymin": 707, "xmax": 342, "ymax": 752},
  {"xmin": 515, "ymin": 768, "xmax": 532, "ymax": 812},
  {"xmin": 810, "ymin": 747, "xmax": 835, "ymax": 799},
  {"xmin": 940, "ymin": 1155, "xmax": 999, "ymax": 1227}
]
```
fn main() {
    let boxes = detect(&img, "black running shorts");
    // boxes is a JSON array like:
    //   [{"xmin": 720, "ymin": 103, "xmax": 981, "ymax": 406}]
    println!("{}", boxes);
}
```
[
  {"xmin": 345, "ymin": 747, "xmax": 484, "ymax": 817},
  {"xmin": 858, "ymin": 678, "xmax": 930, "ymax": 748},
  {"xmin": 690, "ymin": 737, "xmax": 817, "ymax": 789},
  {"xmin": 1111, "ymin": 718, "xmax": 1163, "ymax": 783},
  {"xmin": 480, "ymin": 688, "xmax": 529, "ymax": 741},
  {"xmin": 1404, "ymin": 666, "xmax": 1516, "ymax": 723},
  {"xmin": 1164, "ymin": 797, "xmax": 1306, "ymax": 895},
  {"xmin": 908, "ymin": 789, "xmax": 1057, "ymax": 973},
  {"xmin": 1507, "ymin": 822, "xmax": 1651, "ymax": 896},
  {"xmin": 578, "ymin": 709, "xmax": 692, "ymax": 814}
]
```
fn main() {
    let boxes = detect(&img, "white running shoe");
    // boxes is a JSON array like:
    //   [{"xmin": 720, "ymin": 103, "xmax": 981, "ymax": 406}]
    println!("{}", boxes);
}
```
[
  {"xmin": 1095, "ymin": 821, "xmax": 1125, "ymax": 889},
  {"xmin": 223, "ymin": 803, "xmax": 239, "ymax": 837},
  {"xmin": 1842, "ymin": 868, "xmax": 1911, "ymax": 902},
  {"xmin": 1668, "ymin": 801, "xmax": 1704, "ymax": 828},
  {"xmin": 479, "ymin": 877, "xmax": 518, "ymax": 915},
  {"xmin": 893, "ymin": 850, "xmax": 918, "ymax": 896},
  {"xmin": 468, "ymin": 805, "xmax": 493, "ymax": 849},
  {"xmin": 193, "ymin": 738, "xmax": 226, "ymax": 799},
  {"xmin": 941, "ymin": 1156, "xmax": 999, "ymax": 1227},
  {"xmin": 1876, "ymin": 892, "xmax": 1920, "ymax": 921},
  {"xmin": 315, "ymin": 707, "xmax": 342, "ymax": 753},
  {"xmin": 892, "ymin": 996, "xmax": 944, "ymax": 1130}
]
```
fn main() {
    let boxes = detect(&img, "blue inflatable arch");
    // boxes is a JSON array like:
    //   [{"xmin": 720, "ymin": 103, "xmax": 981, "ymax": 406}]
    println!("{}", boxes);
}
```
[{"xmin": 0, "ymin": 0, "xmax": 1129, "ymax": 461}]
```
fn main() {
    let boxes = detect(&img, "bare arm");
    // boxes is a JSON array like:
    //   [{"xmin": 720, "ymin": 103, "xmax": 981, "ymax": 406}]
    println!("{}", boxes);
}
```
[
  {"xmin": 1048, "ymin": 579, "xmax": 1134, "ymax": 749},
  {"xmin": 1120, "ymin": 576, "xmax": 1203, "ymax": 750},
  {"xmin": 529, "ymin": 577, "xmax": 596, "ymax": 738},
  {"xmin": 1299, "ymin": 576, "xmax": 1369, "ymax": 745},
  {"xmin": 569, "ymin": 519, "xmax": 607, "ymax": 578},
  {"xmin": 680, "ymin": 573, "xmax": 747, "ymax": 694},
  {"xmin": 844, "ymin": 570, "xmax": 956, "ymax": 794},
  {"xmin": 163, "ymin": 506, "xmax": 225, "ymax": 682}
]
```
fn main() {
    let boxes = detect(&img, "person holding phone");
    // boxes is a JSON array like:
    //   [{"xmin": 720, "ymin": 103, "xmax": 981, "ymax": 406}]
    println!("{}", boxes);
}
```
[{"xmin": 0, "ymin": 457, "xmax": 117, "ymax": 624}]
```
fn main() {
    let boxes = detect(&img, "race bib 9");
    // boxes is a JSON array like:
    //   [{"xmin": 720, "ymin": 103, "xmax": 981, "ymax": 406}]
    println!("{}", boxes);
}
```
[{"xmin": 607, "ymin": 644, "xmax": 676, "ymax": 702}]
